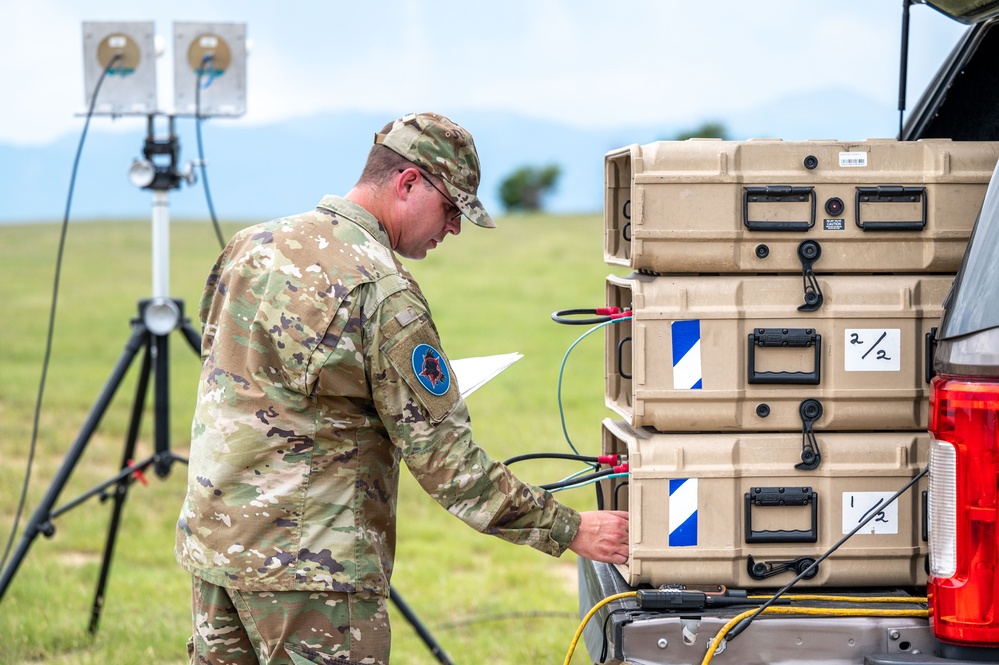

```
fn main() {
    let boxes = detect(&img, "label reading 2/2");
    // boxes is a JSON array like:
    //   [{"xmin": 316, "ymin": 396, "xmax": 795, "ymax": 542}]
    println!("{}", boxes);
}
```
[{"xmin": 844, "ymin": 329, "xmax": 901, "ymax": 372}]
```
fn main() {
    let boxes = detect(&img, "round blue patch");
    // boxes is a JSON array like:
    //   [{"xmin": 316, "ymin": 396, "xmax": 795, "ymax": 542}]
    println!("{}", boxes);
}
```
[{"xmin": 411, "ymin": 343, "xmax": 451, "ymax": 396}]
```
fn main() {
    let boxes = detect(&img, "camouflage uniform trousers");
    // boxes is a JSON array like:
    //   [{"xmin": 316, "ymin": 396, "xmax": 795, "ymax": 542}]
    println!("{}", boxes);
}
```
[{"xmin": 188, "ymin": 576, "xmax": 391, "ymax": 665}]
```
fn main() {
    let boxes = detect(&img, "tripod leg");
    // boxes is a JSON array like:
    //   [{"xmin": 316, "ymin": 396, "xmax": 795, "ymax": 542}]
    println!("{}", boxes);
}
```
[
  {"xmin": 0, "ymin": 322, "xmax": 147, "ymax": 603},
  {"xmin": 390, "ymin": 587, "xmax": 454, "ymax": 665},
  {"xmin": 180, "ymin": 318, "xmax": 202, "ymax": 356},
  {"xmin": 89, "ymin": 340, "xmax": 153, "ymax": 634},
  {"xmin": 152, "ymin": 332, "xmax": 174, "ymax": 478}
]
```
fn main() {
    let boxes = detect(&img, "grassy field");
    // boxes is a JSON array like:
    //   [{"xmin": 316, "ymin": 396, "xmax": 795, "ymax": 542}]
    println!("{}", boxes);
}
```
[{"xmin": 0, "ymin": 211, "xmax": 626, "ymax": 664}]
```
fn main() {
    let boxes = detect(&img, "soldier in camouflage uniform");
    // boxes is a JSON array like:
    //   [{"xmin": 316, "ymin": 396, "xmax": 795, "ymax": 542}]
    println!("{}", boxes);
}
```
[{"xmin": 176, "ymin": 112, "xmax": 629, "ymax": 664}]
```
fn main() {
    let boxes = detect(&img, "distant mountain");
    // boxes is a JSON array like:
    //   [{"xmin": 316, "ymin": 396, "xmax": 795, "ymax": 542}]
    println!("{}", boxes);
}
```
[
  {"xmin": 726, "ymin": 88, "xmax": 902, "ymax": 141},
  {"xmin": 0, "ymin": 90, "xmax": 898, "ymax": 224}
]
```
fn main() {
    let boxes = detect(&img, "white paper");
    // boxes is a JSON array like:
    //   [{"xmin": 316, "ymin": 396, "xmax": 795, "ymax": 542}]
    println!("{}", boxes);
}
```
[
  {"xmin": 844, "ymin": 329, "xmax": 901, "ymax": 372},
  {"xmin": 450, "ymin": 353, "xmax": 523, "ymax": 398}
]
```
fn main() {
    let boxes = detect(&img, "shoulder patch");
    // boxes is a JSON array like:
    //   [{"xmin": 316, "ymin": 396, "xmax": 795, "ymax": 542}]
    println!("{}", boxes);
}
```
[
  {"xmin": 412, "ymin": 344, "xmax": 451, "ymax": 396},
  {"xmin": 384, "ymin": 321, "xmax": 459, "ymax": 424}
]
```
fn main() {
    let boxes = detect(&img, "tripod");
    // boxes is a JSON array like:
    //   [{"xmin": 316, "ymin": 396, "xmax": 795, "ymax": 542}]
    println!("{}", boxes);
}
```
[
  {"xmin": 0, "ymin": 116, "xmax": 200, "ymax": 632},
  {"xmin": 0, "ymin": 299, "xmax": 200, "ymax": 631}
]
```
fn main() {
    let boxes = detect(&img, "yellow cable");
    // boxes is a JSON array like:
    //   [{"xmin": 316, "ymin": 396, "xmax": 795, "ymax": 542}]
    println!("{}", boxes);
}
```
[
  {"xmin": 701, "ymin": 606, "xmax": 929, "ymax": 665},
  {"xmin": 755, "ymin": 594, "xmax": 927, "ymax": 604},
  {"xmin": 565, "ymin": 591, "xmax": 928, "ymax": 665},
  {"xmin": 562, "ymin": 591, "xmax": 636, "ymax": 665}
]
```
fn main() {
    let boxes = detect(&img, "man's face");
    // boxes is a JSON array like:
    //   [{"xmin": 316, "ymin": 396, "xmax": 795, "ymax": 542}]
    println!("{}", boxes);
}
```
[{"xmin": 395, "ymin": 172, "xmax": 463, "ymax": 260}]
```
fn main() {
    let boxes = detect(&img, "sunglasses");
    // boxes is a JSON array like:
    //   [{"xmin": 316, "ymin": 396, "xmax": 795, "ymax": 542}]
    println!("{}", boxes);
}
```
[{"xmin": 415, "ymin": 170, "xmax": 462, "ymax": 222}]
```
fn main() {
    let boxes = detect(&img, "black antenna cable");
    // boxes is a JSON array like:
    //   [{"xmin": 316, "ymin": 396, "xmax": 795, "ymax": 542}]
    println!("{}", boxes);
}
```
[
  {"xmin": 0, "ymin": 52, "xmax": 123, "ymax": 572},
  {"xmin": 726, "ymin": 465, "xmax": 928, "ymax": 641},
  {"xmin": 195, "ymin": 53, "xmax": 227, "ymax": 250}
]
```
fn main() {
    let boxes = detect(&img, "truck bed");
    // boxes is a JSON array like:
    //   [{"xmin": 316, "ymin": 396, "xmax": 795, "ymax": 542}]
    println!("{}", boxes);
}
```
[{"xmin": 576, "ymin": 558, "xmax": 940, "ymax": 665}]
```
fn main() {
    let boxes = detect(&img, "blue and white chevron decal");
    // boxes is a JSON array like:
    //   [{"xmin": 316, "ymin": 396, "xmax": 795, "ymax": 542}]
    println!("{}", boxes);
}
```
[
  {"xmin": 668, "ymin": 478, "xmax": 698, "ymax": 547},
  {"xmin": 671, "ymin": 320, "xmax": 702, "ymax": 390}
]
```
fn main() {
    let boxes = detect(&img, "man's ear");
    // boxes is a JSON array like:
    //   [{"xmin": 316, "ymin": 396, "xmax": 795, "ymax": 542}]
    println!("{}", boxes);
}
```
[{"xmin": 396, "ymin": 167, "xmax": 421, "ymax": 200}]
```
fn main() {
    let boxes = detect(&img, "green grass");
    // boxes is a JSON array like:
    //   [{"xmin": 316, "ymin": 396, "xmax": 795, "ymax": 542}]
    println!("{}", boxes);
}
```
[{"xmin": 0, "ymin": 213, "xmax": 626, "ymax": 664}]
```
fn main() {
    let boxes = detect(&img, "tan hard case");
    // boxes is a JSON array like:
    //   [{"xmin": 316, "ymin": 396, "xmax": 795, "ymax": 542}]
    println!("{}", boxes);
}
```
[
  {"xmin": 600, "ymin": 419, "xmax": 929, "ymax": 589},
  {"xmin": 604, "ymin": 138, "xmax": 999, "ymax": 274},
  {"xmin": 605, "ymin": 272, "xmax": 950, "ymax": 432}
]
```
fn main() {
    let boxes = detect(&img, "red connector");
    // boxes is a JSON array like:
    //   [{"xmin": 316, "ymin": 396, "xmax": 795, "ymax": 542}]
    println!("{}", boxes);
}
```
[
  {"xmin": 595, "ymin": 307, "xmax": 632, "ymax": 320},
  {"xmin": 127, "ymin": 459, "xmax": 149, "ymax": 487},
  {"xmin": 552, "ymin": 307, "xmax": 632, "ymax": 325}
]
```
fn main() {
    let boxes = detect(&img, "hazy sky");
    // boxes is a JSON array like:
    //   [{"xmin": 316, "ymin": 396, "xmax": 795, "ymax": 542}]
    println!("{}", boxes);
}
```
[{"xmin": 1, "ymin": 1, "xmax": 971, "ymax": 147}]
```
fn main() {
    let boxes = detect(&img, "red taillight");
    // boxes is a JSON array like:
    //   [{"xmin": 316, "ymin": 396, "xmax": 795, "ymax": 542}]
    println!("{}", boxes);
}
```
[{"xmin": 928, "ymin": 375, "xmax": 999, "ymax": 647}]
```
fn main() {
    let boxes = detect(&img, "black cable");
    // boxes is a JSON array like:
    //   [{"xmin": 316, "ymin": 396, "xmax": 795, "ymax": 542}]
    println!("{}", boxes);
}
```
[
  {"xmin": 503, "ymin": 451, "xmax": 600, "ymax": 466},
  {"xmin": 195, "ymin": 53, "xmax": 226, "ymax": 250},
  {"xmin": 390, "ymin": 588, "xmax": 454, "ymax": 665},
  {"xmin": 727, "ymin": 466, "xmax": 929, "ymax": 641},
  {"xmin": 600, "ymin": 607, "xmax": 627, "ymax": 662},
  {"xmin": 600, "ymin": 608, "xmax": 649, "ymax": 662},
  {"xmin": 612, "ymin": 480, "xmax": 630, "ymax": 511},
  {"xmin": 551, "ymin": 308, "xmax": 629, "ymax": 326},
  {"xmin": 0, "ymin": 53, "xmax": 122, "ymax": 572},
  {"xmin": 435, "ymin": 610, "xmax": 577, "ymax": 631}
]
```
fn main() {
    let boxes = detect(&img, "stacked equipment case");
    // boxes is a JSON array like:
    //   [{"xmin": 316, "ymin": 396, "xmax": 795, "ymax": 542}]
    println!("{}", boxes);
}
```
[{"xmin": 597, "ymin": 138, "xmax": 999, "ymax": 589}]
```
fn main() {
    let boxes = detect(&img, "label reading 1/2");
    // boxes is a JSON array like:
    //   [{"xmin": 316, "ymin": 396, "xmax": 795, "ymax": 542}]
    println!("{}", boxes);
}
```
[
  {"xmin": 843, "ymin": 492, "xmax": 899, "ymax": 535},
  {"xmin": 844, "ymin": 329, "xmax": 901, "ymax": 372},
  {"xmin": 839, "ymin": 151, "xmax": 868, "ymax": 167}
]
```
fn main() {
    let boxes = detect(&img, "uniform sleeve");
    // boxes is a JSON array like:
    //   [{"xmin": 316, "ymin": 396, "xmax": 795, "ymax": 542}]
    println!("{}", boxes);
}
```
[
  {"xmin": 365, "ymin": 285, "xmax": 580, "ymax": 557},
  {"xmin": 197, "ymin": 241, "xmax": 235, "ymax": 361}
]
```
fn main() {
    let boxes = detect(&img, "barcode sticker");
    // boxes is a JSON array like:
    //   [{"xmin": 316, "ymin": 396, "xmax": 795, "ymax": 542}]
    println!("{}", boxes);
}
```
[{"xmin": 839, "ymin": 152, "xmax": 868, "ymax": 168}]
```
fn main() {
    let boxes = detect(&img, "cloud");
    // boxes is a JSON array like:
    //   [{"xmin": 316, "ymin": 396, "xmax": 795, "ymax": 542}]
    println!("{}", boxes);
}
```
[{"xmin": 0, "ymin": 1, "xmax": 85, "ymax": 145}]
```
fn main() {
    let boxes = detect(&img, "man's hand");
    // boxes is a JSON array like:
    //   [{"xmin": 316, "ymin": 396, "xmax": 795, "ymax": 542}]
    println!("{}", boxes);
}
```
[{"xmin": 567, "ymin": 510, "xmax": 629, "ymax": 564}]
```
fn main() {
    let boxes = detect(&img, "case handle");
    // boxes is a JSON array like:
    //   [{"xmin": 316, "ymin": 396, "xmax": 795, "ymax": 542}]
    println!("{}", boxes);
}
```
[
  {"xmin": 747, "ymin": 328, "xmax": 821, "ymax": 385},
  {"xmin": 743, "ymin": 186, "xmax": 816, "ymax": 231},
  {"xmin": 855, "ymin": 186, "xmax": 927, "ymax": 231},
  {"xmin": 744, "ymin": 486, "xmax": 818, "ymax": 544}
]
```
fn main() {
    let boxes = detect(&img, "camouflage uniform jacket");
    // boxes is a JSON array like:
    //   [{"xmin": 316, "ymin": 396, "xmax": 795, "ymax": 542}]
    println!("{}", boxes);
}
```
[{"xmin": 175, "ymin": 195, "xmax": 581, "ymax": 595}]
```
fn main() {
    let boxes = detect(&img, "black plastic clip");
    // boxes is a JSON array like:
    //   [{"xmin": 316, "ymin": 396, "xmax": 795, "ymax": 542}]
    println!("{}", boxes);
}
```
[
  {"xmin": 925, "ymin": 326, "xmax": 938, "ymax": 384},
  {"xmin": 796, "ymin": 399, "xmax": 822, "ymax": 471},
  {"xmin": 797, "ymin": 240, "xmax": 823, "ymax": 312},
  {"xmin": 617, "ymin": 337, "xmax": 632, "ymax": 380},
  {"xmin": 747, "ymin": 555, "xmax": 819, "ymax": 581},
  {"xmin": 622, "ymin": 200, "xmax": 632, "ymax": 243},
  {"xmin": 921, "ymin": 490, "xmax": 929, "ymax": 543}
]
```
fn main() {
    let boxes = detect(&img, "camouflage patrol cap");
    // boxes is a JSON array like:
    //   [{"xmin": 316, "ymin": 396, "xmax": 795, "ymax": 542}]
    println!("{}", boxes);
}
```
[{"xmin": 374, "ymin": 112, "xmax": 495, "ymax": 229}]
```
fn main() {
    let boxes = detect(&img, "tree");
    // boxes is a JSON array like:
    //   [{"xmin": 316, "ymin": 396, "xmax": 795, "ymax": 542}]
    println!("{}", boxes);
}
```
[
  {"xmin": 498, "ymin": 164, "xmax": 561, "ymax": 212},
  {"xmin": 669, "ymin": 121, "xmax": 730, "ymax": 141}
]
